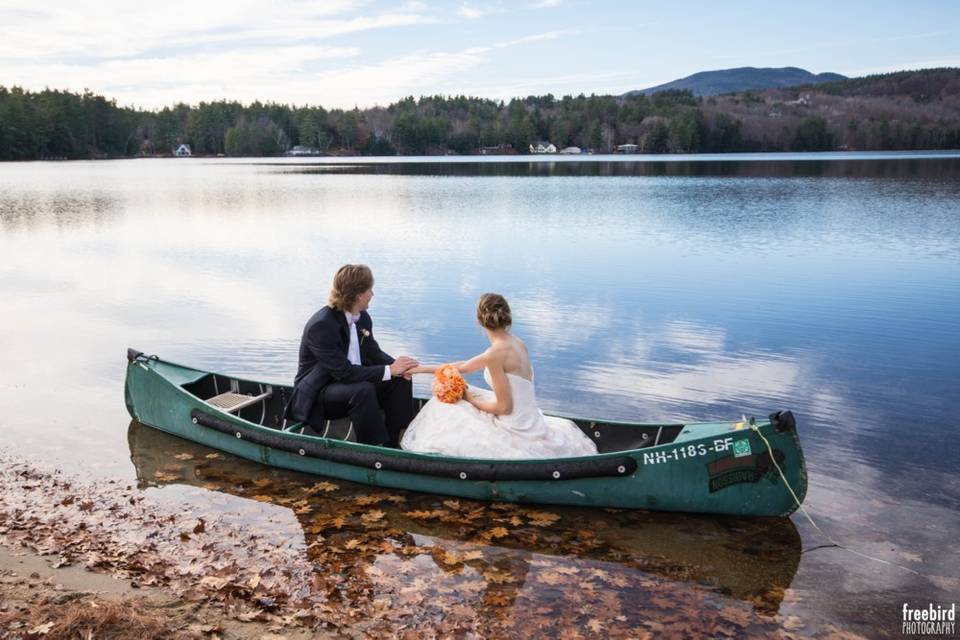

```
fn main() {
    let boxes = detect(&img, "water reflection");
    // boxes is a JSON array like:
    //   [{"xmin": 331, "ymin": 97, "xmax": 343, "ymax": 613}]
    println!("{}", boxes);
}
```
[
  {"xmin": 0, "ymin": 155, "xmax": 957, "ymax": 635},
  {"xmin": 127, "ymin": 420, "xmax": 801, "ymax": 615},
  {"xmin": 275, "ymin": 157, "xmax": 960, "ymax": 179}
]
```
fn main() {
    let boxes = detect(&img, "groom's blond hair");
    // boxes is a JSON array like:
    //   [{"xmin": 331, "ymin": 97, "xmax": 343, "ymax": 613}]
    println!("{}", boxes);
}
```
[{"xmin": 329, "ymin": 264, "xmax": 374, "ymax": 311}]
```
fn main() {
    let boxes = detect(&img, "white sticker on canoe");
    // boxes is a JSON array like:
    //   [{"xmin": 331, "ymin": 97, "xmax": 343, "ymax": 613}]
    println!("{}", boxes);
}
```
[{"xmin": 641, "ymin": 437, "xmax": 750, "ymax": 465}]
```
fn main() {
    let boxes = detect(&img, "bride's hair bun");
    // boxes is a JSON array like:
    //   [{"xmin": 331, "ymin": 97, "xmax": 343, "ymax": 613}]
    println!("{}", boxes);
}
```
[{"xmin": 477, "ymin": 293, "xmax": 512, "ymax": 330}]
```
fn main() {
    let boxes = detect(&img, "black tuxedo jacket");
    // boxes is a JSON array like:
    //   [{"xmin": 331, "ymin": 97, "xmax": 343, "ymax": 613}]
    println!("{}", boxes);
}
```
[{"xmin": 285, "ymin": 306, "xmax": 395, "ymax": 424}]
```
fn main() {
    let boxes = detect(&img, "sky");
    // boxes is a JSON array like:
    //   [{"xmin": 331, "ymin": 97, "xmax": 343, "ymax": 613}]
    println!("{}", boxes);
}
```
[{"xmin": 1, "ymin": 0, "xmax": 958, "ymax": 110}]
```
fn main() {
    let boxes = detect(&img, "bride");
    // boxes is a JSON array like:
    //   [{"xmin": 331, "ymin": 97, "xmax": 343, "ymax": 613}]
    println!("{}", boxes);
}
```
[{"xmin": 400, "ymin": 293, "xmax": 598, "ymax": 459}]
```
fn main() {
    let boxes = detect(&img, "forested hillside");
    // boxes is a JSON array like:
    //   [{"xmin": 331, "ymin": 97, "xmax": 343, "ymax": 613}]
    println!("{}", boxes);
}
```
[
  {"xmin": 624, "ymin": 66, "xmax": 846, "ymax": 97},
  {"xmin": 1, "ymin": 68, "xmax": 958, "ymax": 159}
]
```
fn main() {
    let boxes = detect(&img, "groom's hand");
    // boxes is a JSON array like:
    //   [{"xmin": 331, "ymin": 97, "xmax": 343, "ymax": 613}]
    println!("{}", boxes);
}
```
[{"xmin": 390, "ymin": 356, "xmax": 418, "ymax": 378}]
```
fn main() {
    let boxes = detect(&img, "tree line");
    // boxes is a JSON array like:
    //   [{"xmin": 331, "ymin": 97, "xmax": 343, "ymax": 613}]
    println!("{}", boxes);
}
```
[{"xmin": 1, "ymin": 68, "xmax": 958, "ymax": 160}]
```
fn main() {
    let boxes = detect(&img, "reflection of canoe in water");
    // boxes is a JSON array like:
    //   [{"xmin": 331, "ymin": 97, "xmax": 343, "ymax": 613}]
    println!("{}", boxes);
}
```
[
  {"xmin": 126, "ymin": 420, "xmax": 802, "ymax": 612},
  {"xmin": 124, "ymin": 349, "xmax": 807, "ymax": 516}
]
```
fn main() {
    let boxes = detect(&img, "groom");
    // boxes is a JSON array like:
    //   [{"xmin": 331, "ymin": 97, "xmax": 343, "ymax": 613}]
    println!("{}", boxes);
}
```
[{"xmin": 285, "ymin": 264, "xmax": 418, "ymax": 447}]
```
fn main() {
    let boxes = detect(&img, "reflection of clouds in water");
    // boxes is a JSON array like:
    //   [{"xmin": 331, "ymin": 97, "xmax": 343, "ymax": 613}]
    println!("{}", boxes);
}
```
[
  {"xmin": 0, "ymin": 231, "xmax": 294, "ymax": 341},
  {"xmin": 660, "ymin": 320, "xmax": 725, "ymax": 354},
  {"xmin": 577, "ymin": 318, "xmax": 801, "ymax": 420},
  {"xmin": 511, "ymin": 292, "xmax": 613, "ymax": 350}
]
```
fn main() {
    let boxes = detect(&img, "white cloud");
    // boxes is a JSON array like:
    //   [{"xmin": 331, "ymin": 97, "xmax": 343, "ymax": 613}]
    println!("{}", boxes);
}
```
[
  {"xmin": 493, "ymin": 30, "xmax": 572, "ymax": 48},
  {"xmin": 0, "ymin": 1, "xmax": 444, "ymax": 109},
  {"xmin": 459, "ymin": 4, "xmax": 486, "ymax": 19},
  {"xmin": 531, "ymin": 0, "xmax": 563, "ymax": 7},
  {"xmin": 0, "ymin": 0, "xmax": 587, "ymax": 109},
  {"xmin": 0, "ymin": 1, "xmax": 372, "ymax": 60},
  {"xmin": 3, "ymin": 45, "xmax": 360, "ymax": 106},
  {"xmin": 306, "ymin": 49, "xmax": 490, "ymax": 107}
]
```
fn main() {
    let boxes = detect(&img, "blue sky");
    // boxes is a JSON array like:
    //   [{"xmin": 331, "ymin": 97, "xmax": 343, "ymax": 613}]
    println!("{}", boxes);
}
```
[{"xmin": 1, "ymin": 0, "xmax": 957, "ymax": 109}]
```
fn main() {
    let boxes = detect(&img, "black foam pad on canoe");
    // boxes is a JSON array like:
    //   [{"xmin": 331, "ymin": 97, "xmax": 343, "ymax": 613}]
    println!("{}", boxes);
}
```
[{"xmin": 191, "ymin": 409, "xmax": 637, "ymax": 482}]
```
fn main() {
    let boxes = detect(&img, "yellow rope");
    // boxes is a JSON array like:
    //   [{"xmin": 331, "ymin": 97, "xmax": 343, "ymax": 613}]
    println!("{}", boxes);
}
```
[{"xmin": 750, "ymin": 423, "xmax": 920, "ymax": 576}]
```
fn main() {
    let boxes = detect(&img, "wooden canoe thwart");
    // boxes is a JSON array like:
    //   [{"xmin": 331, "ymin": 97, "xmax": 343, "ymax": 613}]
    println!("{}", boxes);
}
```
[{"xmin": 123, "ymin": 348, "xmax": 808, "ymax": 516}]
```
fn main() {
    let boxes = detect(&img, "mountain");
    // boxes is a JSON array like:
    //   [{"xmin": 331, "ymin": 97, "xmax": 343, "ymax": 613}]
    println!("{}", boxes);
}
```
[{"xmin": 625, "ymin": 66, "xmax": 848, "ymax": 97}]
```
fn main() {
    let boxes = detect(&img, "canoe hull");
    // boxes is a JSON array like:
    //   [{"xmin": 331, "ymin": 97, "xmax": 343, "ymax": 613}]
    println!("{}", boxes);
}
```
[{"xmin": 124, "ymin": 354, "xmax": 807, "ymax": 516}]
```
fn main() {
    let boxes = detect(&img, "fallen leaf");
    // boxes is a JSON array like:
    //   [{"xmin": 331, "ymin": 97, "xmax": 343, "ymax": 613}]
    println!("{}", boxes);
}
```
[
  {"xmin": 536, "ymin": 571, "xmax": 568, "ymax": 585},
  {"xmin": 174, "ymin": 453, "xmax": 194, "ymax": 460},
  {"xmin": 193, "ymin": 518, "xmax": 206, "ymax": 534},
  {"xmin": 403, "ymin": 510, "xmax": 447, "ymax": 520},
  {"xmin": 527, "ymin": 511, "xmax": 561, "ymax": 527},
  {"xmin": 361, "ymin": 510, "xmax": 386, "ymax": 525},
  {"xmin": 484, "ymin": 592, "xmax": 513, "ymax": 606},
  {"xmin": 483, "ymin": 569, "xmax": 517, "ymax": 584},
  {"xmin": 29, "ymin": 621, "xmax": 55, "ymax": 634},
  {"xmin": 188, "ymin": 623, "xmax": 223, "ymax": 635},
  {"xmin": 199, "ymin": 576, "xmax": 229, "ymax": 590},
  {"xmin": 308, "ymin": 481, "xmax": 340, "ymax": 493}
]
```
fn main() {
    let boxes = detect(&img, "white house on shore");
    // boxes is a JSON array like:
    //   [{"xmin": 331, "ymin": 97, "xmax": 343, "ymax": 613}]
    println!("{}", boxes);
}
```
[
  {"xmin": 559, "ymin": 146, "xmax": 582, "ymax": 154},
  {"xmin": 174, "ymin": 144, "xmax": 192, "ymax": 157},
  {"xmin": 616, "ymin": 143, "xmax": 639, "ymax": 154},
  {"xmin": 529, "ymin": 141, "xmax": 557, "ymax": 154},
  {"xmin": 286, "ymin": 145, "xmax": 322, "ymax": 156}
]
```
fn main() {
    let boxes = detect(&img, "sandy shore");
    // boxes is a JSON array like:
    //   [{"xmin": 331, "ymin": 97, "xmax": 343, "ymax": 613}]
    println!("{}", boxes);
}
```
[{"xmin": 0, "ymin": 544, "xmax": 323, "ymax": 639}]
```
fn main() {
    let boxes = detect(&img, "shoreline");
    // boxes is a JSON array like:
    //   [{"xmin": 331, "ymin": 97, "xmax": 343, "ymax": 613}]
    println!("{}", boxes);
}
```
[
  {"xmin": 0, "ymin": 452, "xmax": 846, "ymax": 639},
  {"xmin": 4, "ymin": 149, "xmax": 960, "ymax": 164},
  {"xmin": 0, "ymin": 544, "xmax": 321, "ymax": 639}
]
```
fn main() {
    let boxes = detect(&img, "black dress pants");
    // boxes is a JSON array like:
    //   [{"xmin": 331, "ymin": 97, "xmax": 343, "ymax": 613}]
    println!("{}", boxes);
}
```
[{"xmin": 309, "ymin": 377, "xmax": 413, "ymax": 446}]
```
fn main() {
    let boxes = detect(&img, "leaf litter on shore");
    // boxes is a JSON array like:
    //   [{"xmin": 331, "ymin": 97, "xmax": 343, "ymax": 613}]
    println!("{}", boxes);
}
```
[{"xmin": 0, "ymin": 452, "xmax": 862, "ymax": 639}]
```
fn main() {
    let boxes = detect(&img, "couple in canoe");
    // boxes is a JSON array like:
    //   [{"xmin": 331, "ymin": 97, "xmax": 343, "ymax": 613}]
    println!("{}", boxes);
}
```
[{"xmin": 285, "ymin": 264, "xmax": 597, "ymax": 459}]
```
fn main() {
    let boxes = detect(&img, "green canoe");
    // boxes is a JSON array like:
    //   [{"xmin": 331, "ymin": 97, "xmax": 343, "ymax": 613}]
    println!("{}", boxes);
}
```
[{"xmin": 123, "ymin": 349, "xmax": 808, "ymax": 516}]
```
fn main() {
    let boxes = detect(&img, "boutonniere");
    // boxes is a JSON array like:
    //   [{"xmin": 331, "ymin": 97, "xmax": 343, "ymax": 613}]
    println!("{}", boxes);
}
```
[{"xmin": 360, "ymin": 328, "xmax": 370, "ymax": 343}]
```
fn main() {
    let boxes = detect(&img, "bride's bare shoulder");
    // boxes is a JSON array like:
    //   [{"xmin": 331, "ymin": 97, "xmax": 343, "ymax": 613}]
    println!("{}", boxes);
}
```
[{"xmin": 486, "ymin": 343, "xmax": 509, "ymax": 361}]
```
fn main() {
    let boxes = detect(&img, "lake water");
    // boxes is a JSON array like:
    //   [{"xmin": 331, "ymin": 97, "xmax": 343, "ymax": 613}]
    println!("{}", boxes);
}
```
[{"xmin": 1, "ymin": 153, "xmax": 958, "ymax": 636}]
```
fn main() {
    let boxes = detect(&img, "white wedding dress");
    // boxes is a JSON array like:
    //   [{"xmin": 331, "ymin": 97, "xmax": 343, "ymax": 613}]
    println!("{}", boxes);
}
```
[{"xmin": 400, "ymin": 368, "xmax": 598, "ymax": 459}]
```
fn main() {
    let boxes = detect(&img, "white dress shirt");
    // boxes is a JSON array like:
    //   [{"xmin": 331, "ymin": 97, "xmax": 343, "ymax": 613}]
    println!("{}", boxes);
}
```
[{"xmin": 345, "ymin": 311, "xmax": 390, "ymax": 381}]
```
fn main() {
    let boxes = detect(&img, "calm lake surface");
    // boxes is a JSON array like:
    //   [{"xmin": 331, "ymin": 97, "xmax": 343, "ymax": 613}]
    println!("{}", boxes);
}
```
[{"xmin": 1, "ymin": 153, "xmax": 958, "ymax": 636}]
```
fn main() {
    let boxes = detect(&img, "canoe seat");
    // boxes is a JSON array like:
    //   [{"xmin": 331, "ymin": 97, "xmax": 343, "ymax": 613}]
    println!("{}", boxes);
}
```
[{"xmin": 207, "ymin": 390, "xmax": 271, "ymax": 414}]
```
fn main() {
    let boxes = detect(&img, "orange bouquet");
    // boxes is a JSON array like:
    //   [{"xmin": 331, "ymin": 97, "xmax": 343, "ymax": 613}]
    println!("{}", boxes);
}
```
[{"xmin": 433, "ymin": 365, "xmax": 467, "ymax": 403}]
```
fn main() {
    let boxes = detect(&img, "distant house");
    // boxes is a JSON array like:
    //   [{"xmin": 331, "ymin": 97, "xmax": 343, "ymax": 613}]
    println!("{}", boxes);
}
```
[
  {"xmin": 616, "ymin": 143, "xmax": 638, "ymax": 154},
  {"xmin": 174, "ymin": 144, "xmax": 192, "ymax": 157},
  {"xmin": 286, "ymin": 145, "xmax": 321, "ymax": 157},
  {"xmin": 529, "ymin": 141, "xmax": 557, "ymax": 154},
  {"xmin": 559, "ymin": 146, "xmax": 582, "ymax": 155}
]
